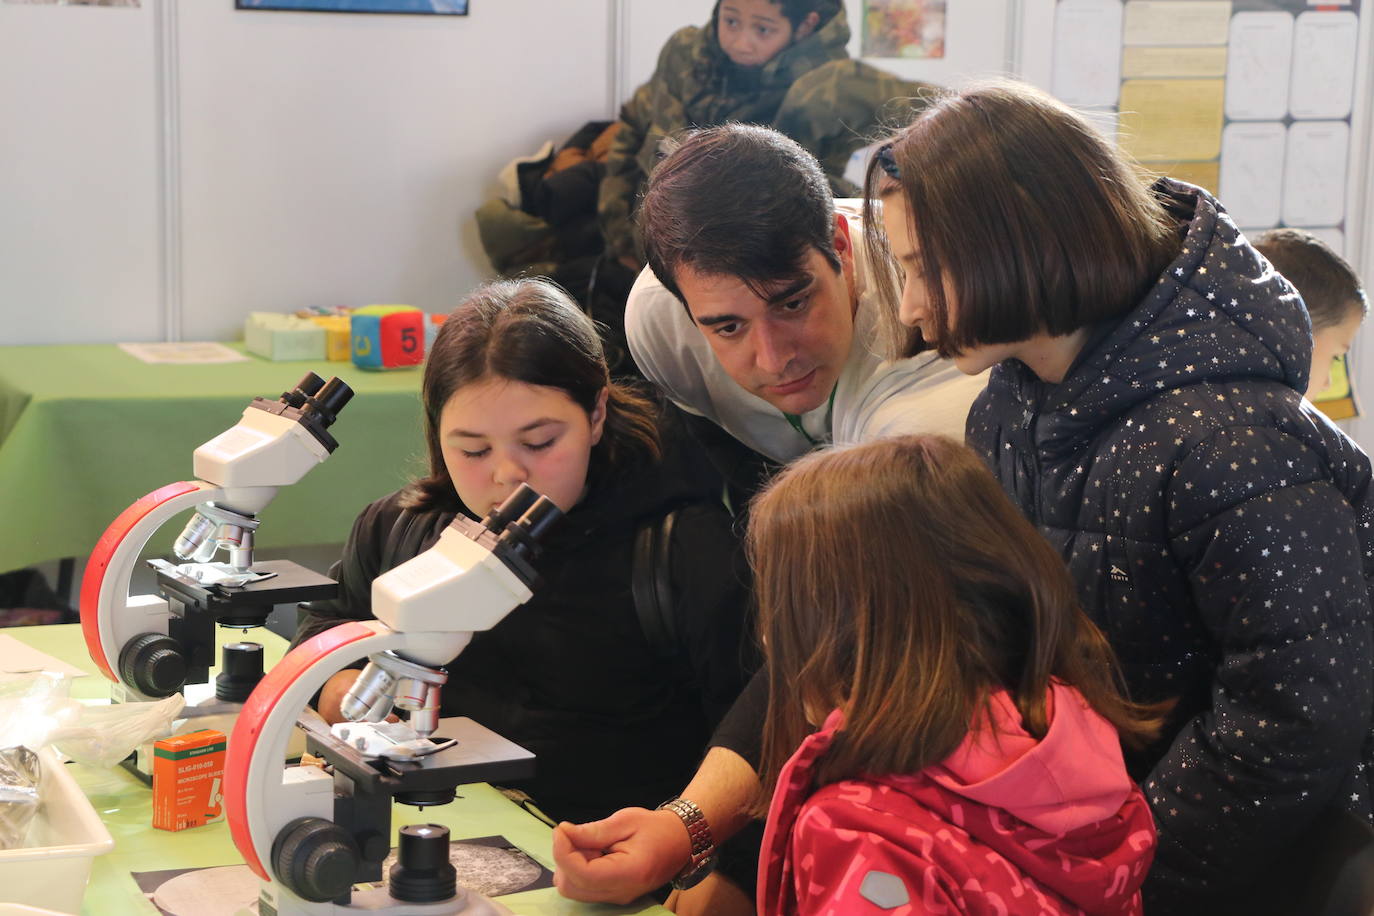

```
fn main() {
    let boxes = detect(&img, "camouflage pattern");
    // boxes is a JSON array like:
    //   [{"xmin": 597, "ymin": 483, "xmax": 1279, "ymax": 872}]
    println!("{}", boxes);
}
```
[{"xmin": 599, "ymin": 1, "xmax": 933, "ymax": 261}]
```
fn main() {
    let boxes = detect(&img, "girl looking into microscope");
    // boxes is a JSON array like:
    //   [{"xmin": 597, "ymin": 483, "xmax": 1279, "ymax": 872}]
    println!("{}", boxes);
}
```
[{"xmin": 295, "ymin": 277, "xmax": 752, "ymax": 826}]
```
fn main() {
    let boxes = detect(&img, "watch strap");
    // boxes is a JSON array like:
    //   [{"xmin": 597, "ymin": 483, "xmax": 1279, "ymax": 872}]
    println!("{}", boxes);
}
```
[{"xmin": 657, "ymin": 796, "xmax": 716, "ymax": 890}]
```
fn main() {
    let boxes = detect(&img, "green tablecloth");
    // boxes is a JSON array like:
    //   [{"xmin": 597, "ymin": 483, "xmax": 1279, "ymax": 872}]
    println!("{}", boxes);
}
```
[
  {"xmin": 11, "ymin": 625, "xmax": 664, "ymax": 915},
  {"xmin": 0, "ymin": 344, "xmax": 430, "ymax": 572}
]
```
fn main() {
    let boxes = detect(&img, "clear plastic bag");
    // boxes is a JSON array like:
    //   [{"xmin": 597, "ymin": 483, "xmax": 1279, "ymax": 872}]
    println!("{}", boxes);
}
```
[
  {"xmin": 49, "ymin": 693, "xmax": 185, "ymax": 769},
  {"xmin": 0, "ymin": 745, "xmax": 42, "ymax": 850},
  {"xmin": 0, "ymin": 672, "xmax": 185, "ymax": 769},
  {"xmin": 0, "ymin": 672, "xmax": 74, "ymax": 751}
]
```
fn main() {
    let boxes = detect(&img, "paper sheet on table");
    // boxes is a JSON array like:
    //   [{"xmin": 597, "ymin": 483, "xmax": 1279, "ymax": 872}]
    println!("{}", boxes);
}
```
[
  {"xmin": 0, "ymin": 635, "xmax": 89, "ymax": 679},
  {"xmin": 1052, "ymin": 0, "xmax": 1123, "ymax": 108},
  {"xmin": 1225, "ymin": 12, "xmax": 1293, "ymax": 121},
  {"xmin": 1123, "ymin": 1, "xmax": 1231, "ymax": 46},
  {"xmin": 117, "ymin": 342, "xmax": 250, "ymax": 365},
  {"xmin": 1123, "ymin": 46, "xmax": 1227, "ymax": 79},
  {"xmin": 1289, "ymin": 11, "xmax": 1358, "ymax": 119},
  {"xmin": 1220, "ymin": 121, "xmax": 1286, "ymax": 229},
  {"xmin": 1282, "ymin": 121, "xmax": 1349, "ymax": 227},
  {"xmin": 1119, "ymin": 79, "xmax": 1224, "ymax": 162}
]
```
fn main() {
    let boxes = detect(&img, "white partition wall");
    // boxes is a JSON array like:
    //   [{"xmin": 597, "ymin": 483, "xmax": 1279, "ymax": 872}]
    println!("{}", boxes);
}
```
[
  {"xmin": 175, "ymin": 3, "xmax": 614, "ymax": 342},
  {"xmin": 0, "ymin": 3, "xmax": 162, "ymax": 345},
  {"xmin": 0, "ymin": 0, "xmax": 614, "ymax": 346}
]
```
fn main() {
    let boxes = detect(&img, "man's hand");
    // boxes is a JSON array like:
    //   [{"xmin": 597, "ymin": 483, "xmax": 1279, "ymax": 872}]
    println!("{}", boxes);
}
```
[{"xmin": 551, "ymin": 807, "xmax": 690, "ymax": 904}]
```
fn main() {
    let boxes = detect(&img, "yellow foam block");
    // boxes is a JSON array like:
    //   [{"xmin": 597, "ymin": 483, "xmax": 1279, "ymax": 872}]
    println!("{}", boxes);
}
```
[{"xmin": 309, "ymin": 315, "xmax": 352, "ymax": 361}]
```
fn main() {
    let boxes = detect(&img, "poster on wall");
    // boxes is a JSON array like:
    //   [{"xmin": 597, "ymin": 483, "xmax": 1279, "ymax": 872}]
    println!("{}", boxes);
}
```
[
  {"xmin": 236, "ymin": 0, "xmax": 466, "ymax": 13},
  {"xmin": 862, "ymin": 0, "xmax": 946, "ymax": 58}
]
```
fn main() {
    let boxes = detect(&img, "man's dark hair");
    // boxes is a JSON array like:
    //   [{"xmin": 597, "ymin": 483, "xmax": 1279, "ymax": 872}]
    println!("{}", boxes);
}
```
[
  {"xmin": 1252, "ymin": 228, "xmax": 1368, "ymax": 331},
  {"xmin": 637, "ymin": 123, "xmax": 839, "ymax": 307}
]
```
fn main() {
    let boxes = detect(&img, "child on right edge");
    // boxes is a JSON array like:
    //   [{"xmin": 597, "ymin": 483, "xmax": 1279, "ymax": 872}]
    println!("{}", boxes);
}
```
[
  {"xmin": 1252, "ymin": 228, "xmax": 1369, "ymax": 399},
  {"xmin": 750, "ymin": 434, "xmax": 1163, "ymax": 915}
]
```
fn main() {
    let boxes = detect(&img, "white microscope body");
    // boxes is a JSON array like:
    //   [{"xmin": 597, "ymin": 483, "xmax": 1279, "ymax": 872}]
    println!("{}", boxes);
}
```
[
  {"xmin": 80, "ymin": 373, "xmax": 352, "ymax": 701},
  {"xmin": 224, "ymin": 486, "xmax": 562, "ymax": 916}
]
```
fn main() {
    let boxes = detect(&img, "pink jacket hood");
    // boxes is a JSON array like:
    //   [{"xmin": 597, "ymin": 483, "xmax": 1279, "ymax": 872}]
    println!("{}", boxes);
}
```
[
  {"xmin": 928, "ymin": 681, "xmax": 1134, "ymax": 835},
  {"xmin": 758, "ymin": 682, "xmax": 1156, "ymax": 916}
]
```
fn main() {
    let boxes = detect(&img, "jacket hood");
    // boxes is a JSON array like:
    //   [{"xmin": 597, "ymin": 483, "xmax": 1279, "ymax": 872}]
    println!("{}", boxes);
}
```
[
  {"xmin": 793, "ymin": 684, "xmax": 1154, "ymax": 913},
  {"xmin": 927, "ymin": 683, "xmax": 1133, "ymax": 835},
  {"xmin": 704, "ymin": 0, "xmax": 850, "ymax": 88},
  {"xmin": 1001, "ymin": 179, "xmax": 1312, "ymax": 456}
]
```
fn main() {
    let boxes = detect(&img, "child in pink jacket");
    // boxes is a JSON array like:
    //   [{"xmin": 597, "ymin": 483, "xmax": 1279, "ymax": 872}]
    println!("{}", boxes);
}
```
[{"xmin": 748, "ymin": 435, "xmax": 1165, "ymax": 915}]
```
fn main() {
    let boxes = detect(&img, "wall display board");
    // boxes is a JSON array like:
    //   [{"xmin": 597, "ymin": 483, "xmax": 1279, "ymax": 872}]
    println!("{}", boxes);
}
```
[
  {"xmin": 1048, "ymin": 0, "xmax": 1368, "ymax": 419},
  {"xmin": 1052, "ymin": 0, "xmax": 1362, "ymax": 256}
]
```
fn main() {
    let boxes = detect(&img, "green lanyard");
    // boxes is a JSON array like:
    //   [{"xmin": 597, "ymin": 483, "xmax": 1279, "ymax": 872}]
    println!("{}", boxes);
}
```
[{"xmin": 782, "ymin": 385, "xmax": 838, "ymax": 449}]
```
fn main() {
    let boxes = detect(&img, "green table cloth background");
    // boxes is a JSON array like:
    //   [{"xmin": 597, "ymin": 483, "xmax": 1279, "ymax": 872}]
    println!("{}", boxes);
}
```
[{"xmin": 0, "ymin": 343, "xmax": 429, "ymax": 572}]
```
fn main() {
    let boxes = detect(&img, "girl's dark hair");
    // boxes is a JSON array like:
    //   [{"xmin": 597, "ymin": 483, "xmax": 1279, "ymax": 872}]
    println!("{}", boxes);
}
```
[
  {"xmin": 402, "ymin": 278, "xmax": 660, "ymax": 512},
  {"xmin": 1252, "ymin": 228, "xmax": 1368, "ymax": 331},
  {"xmin": 862, "ymin": 80, "xmax": 1181, "ymax": 360},
  {"xmin": 750, "ymin": 435, "xmax": 1166, "ymax": 809}
]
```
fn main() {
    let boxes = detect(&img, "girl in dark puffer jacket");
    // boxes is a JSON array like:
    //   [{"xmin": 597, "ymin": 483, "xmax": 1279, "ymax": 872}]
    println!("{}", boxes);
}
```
[{"xmin": 863, "ymin": 80, "xmax": 1374, "ymax": 916}]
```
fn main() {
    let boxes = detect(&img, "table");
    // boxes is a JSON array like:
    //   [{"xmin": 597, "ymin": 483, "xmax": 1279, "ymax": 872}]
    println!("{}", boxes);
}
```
[
  {"xmin": 11, "ymin": 625, "xmax": 665, "ymax": 916},
  {"xmin": 0, "ymin": 344, "xmax": 429, "ymax": 573}
]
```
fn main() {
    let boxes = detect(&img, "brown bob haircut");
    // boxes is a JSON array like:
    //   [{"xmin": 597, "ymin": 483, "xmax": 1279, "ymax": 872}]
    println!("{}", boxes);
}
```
[
  {"xmin": 638, "ymin": 123, "xmax": 841, "ymax": 308},
  {"xmin": 750, "ymin": 435, "xmax": 1163, "ymax": 803},
  {"xmin": 402, "ymin": 278, "xmax": 660, "ymax": 513},
  {"xmin": 862, "ymin": 81, "xmax": 1180, "ymax": 360},
  {"xmin": 1252, "ymin": 228, "xmax": 1368, "ymax": 332}
]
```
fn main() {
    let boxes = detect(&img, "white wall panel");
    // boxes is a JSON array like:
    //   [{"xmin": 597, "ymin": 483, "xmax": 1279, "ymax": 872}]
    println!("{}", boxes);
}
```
[
  {"xmin": 176, "ymin": 2, "xmax": 613, "ymax": 341},
  {"xmin": 0, "ymin": 3, "xmax": 161, "ymax": 345}
]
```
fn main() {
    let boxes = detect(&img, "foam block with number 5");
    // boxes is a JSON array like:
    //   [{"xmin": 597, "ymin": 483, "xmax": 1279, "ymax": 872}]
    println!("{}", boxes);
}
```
[{"xmin": 351, "ymin": 304, "xmax": 425, "ymax": 369}]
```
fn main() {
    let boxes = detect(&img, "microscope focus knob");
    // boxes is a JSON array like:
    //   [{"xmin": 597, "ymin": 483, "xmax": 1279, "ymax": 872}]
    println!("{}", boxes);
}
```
[
  {"xmin": 118, "ymin": 633, "xmax": 187, "ymax": 698},
  {"xmin": 272, "ymin": 816, "xmax": 360, "ymax": 903}
]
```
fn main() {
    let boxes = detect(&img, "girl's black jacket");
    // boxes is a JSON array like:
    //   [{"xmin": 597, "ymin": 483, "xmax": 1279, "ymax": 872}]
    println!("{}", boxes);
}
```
[{"xmin": 295, "ymin": 445, "xmax": 753, "ymax": 825}]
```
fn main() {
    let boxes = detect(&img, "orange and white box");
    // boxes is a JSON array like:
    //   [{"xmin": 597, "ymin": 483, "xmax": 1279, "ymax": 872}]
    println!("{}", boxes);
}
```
[{"xmin": 152, "ymin": 729, "xmax": 226, "ymax": 832}]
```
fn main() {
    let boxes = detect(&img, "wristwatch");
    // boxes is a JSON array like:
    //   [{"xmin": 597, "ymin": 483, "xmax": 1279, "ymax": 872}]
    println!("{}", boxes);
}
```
[{"xmin": 657, "ymin": 796, "xmax": 717, "ymax": 890}]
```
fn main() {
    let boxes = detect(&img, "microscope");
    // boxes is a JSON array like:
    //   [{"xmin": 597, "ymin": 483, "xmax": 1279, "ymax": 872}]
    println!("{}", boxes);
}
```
[
  {"xmin": 79, "ymin": 372, "xmax": 353, "ymax": 707},
  {"xmin": 223, "ymin": 485, "xmax": 561, "ymax": 916}
]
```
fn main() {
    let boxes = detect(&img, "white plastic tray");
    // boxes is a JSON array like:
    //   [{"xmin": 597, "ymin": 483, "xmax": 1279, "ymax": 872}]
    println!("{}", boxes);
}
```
[{"xmin": 0, "ymin": 748, "xmax": 114, "ymax": 915}]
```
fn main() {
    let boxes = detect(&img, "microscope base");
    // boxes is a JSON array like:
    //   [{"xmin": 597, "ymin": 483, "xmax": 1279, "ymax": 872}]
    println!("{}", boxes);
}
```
[{"xmin": 248, "ymin": 890, "xmax": 512, "ymax": 916}]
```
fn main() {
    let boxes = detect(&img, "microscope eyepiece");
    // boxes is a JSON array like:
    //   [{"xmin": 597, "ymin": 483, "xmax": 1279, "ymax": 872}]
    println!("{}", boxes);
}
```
[
  {"xmin": 516, "ymin": 495, "xmax": 562, "ymax": 541},
  {"xmin": 300, "ymin": 377, "xmax": 354, "ymax": 429},
  {"xmin": 496, "ymin": 494, "xmax": 563, "ymax": 561},
  {"xmin": 280, "ymin": 372, "xmax": 326, "ymax": 409},
  {"xmin": 482, "ymin": 484, "xmax": 541, "ymax": 534}
]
